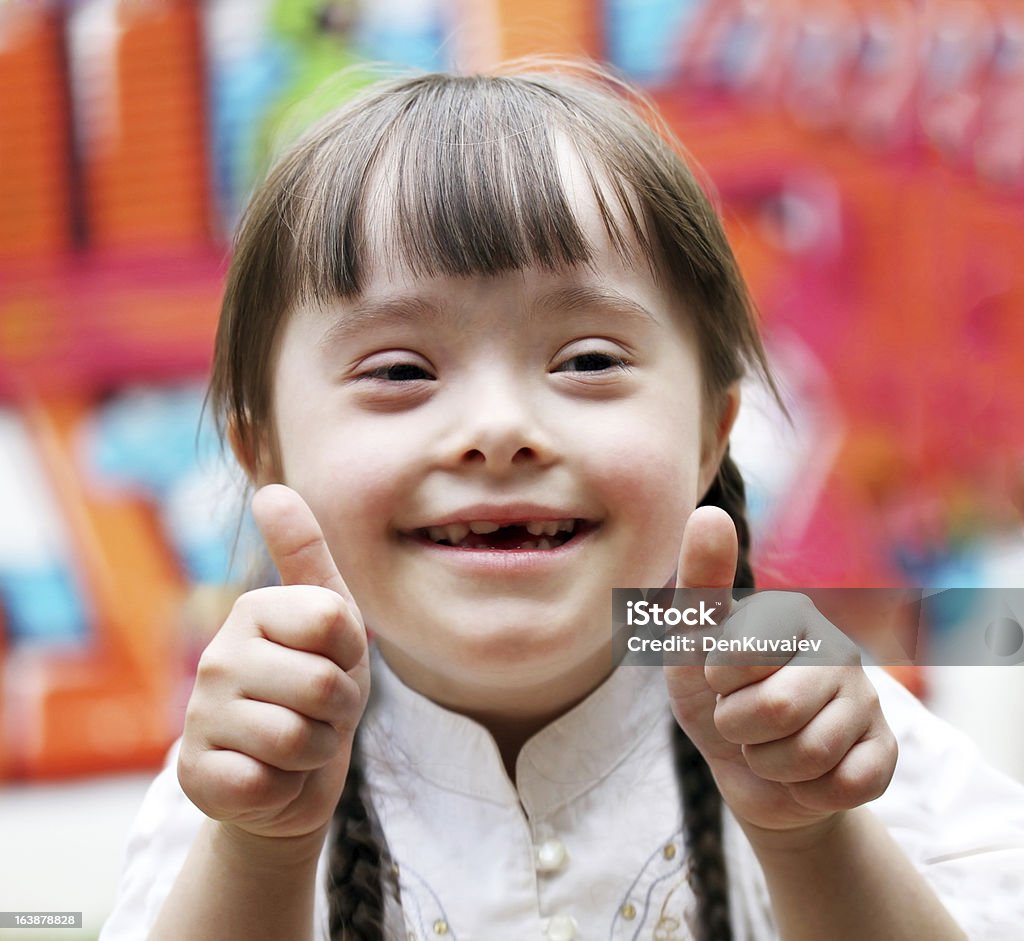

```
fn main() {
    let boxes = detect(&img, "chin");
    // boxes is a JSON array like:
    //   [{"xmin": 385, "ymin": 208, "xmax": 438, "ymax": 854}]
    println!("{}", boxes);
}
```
[
  {"xmin": 408, "ymin": 614, "xmax": 601, "ymax": 672},
  {"xmin": 445, "ymin": 640, "xmax": 610, "ymax": 694}
]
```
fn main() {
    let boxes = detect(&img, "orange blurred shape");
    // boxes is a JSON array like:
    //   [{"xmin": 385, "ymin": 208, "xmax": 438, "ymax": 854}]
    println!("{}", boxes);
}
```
[
  {"xmin": 3, "ymin": 396, "xmax": 187, "ymax": 780},
  {"xmin": 7, "ymin": 657, "xmax": 177, "ymax": 778},
  {"xmin": 79, "ymin": 0, "xmax": 210, "ymax": 250},
  {"xmin": 490, "ymin": 0, "xmax": 600, "ymax": 61},
  {"xmin": 0, "ymin": 6, "xmax": 73, "ymax": 257}
]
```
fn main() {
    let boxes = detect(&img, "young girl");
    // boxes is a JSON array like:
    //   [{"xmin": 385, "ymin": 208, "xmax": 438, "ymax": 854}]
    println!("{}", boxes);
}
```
[{"xmin": 102, "ymin": 60, "xmax": 1024, "ymax": 940}]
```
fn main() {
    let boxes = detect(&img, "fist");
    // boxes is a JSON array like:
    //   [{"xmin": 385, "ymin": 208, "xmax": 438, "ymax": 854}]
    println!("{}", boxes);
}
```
[
  {"xmin": 664, "ymin": 508, "xmax": 898, "ymax": 837},
  {"xmin": 177, "ymin": 484, "xmax": 370, "ymax": 841}
]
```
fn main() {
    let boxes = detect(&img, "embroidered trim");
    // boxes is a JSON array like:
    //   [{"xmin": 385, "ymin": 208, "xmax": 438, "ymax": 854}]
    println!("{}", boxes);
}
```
[
  {"xmin": 395, "ymin": 861, "xmax": 458, "ymax": 941},
  {"xmin": 609, "ymin": 825, "xmax": 697, "ymax": 941}
]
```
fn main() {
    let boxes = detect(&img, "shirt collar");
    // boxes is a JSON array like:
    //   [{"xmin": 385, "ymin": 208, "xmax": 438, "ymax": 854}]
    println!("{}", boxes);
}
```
[{"xmin": 360, "ymin": 645, "xmax": 667, "ymax": 818}]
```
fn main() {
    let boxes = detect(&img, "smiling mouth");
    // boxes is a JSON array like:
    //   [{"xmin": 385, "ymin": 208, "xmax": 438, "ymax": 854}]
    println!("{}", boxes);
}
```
[{"xmin": 412, "ymin": 519, "xmax": 595, "ymax": 550}]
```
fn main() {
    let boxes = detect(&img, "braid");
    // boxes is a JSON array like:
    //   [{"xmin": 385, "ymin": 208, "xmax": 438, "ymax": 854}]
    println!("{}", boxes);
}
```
[
  {"xmin": 672, "ymin": 725, "xmax": 732, "ymax": 941},
  {"xmin": 698, "ymin": 446, "xmax": 755, "ymax": 591},
  {"xmin": 675, "ymin": 447, "xmax": 755, "ymax": 941},
  {"xmin": 327, "ymin": 730, "xmax": 397, "ymax": 941}
]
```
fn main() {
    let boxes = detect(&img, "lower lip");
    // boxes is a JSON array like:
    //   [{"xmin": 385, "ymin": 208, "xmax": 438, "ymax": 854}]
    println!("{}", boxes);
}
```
[{"xmin": 401, "ymin": 525, "xmax": 599, "ymax": 574}]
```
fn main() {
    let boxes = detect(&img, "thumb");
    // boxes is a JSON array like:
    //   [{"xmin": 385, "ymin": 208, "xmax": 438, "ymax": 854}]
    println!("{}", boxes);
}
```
[
  {"xmin": 665, "ymin": 506, "xmax": 739, "ymax": 759},
  {"xmin": 676, "ymin": 505, "xmax": 738, "ymax": 591},
  {"xmin": 251, "ymin": 484, "xmax": 356, "ymax": 608}
]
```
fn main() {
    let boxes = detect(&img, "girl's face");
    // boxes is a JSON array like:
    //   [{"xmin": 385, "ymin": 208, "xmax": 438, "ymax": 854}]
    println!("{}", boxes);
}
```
[{"xmin": 263, "ymin": 161, "xmax": 738, "ymax": 714}]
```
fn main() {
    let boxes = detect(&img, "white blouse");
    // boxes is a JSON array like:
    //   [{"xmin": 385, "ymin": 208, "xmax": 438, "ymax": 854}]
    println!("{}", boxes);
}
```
[{"xmin": 101, "ymin": 650, "xmax": 1024, "ymax": 940}]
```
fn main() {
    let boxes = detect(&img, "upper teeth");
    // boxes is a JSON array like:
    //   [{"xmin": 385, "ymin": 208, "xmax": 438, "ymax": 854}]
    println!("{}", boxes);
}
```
[{"xmin": 425, "ymin": 519, "xmax": 577, "ymax": 543}]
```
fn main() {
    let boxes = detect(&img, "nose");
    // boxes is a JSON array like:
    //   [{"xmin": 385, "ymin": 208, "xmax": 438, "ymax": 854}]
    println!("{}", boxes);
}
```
[{"xmin": 441, "ymin": 367, "xmax": 558, "ymax": 473}]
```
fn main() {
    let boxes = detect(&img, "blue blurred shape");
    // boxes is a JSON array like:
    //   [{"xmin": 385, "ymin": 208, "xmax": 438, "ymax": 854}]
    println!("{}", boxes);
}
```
[
  {"xmin": 604, "ymin": 0, "xmax": 706, "ymax": 83},
  {"xmin": 0, "ymin": 409, "xmax": 89, "ymax": 647}
]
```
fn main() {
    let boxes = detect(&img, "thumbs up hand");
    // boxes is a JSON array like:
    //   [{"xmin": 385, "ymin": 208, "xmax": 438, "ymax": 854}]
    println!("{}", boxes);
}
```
[
  {"xmin": 178, "ymin": 484, "xmax": 370, "ymax": 844},
  {"xmin": 664, "ymin": 507, "xmax": 897, "ymax": 842}
]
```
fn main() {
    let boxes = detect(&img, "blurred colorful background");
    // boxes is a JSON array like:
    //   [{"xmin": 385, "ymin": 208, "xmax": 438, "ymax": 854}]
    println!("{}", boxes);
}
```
[{"xmin": 1, "ymin": 0, "xmax": 1023, "ymax": 936}]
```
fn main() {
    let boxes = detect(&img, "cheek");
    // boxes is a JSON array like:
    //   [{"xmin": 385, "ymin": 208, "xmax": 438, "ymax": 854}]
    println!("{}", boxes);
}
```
[
  {"xmin": 276, "ymin": 418, "xmax": 413, "ymax": 566},
  {"xmin": 587, "ymin": 412, "xmax": 703, "ymax": 573},
  {"xmin": 590, "ymin": 406, "xmax": 704, "ymax": 502}
]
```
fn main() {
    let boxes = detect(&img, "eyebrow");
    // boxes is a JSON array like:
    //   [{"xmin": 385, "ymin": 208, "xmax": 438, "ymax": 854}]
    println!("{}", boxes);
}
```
[
  {"xmin": 534, "ymin": 285, "xmax": 661, "ymax": 328},
  {"xmin": 315, "ymin": 283, "xmax": 661, "ymax": 349},
  {"xmin": 315, "ymin": 295, "xmax": 450, "ymax": 350}
]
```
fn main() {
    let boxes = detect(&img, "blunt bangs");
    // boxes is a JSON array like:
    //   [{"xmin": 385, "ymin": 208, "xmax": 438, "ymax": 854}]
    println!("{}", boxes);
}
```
[{"xmin": 269, "ymin": 73, "xmax": 663, "ymax": 309}]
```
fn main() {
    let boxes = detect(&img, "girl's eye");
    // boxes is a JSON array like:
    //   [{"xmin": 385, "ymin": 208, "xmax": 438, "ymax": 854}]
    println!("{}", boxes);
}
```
[
  {"xmin": 555, "ymin": 352, "xmax": 629, "ymax": 373},
  {"xmin": 364, "ymin": 363, "xmax": 434, "ymax": 382}
]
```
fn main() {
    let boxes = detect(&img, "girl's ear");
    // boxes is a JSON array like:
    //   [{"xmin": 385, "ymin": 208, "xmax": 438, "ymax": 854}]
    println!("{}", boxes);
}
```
[{"xmin": 698, "ymin": 383, "xmax": 741, "ymax": 500}]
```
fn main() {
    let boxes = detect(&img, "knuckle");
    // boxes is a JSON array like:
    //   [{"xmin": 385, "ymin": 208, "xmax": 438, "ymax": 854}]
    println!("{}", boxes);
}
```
[
  {"xmin": 863, "ymin": 687, "xmax": 882, "ymax": 715},
  {"xmin": 795, "ymin": 592, "xmax": 817, "ymax": 616},
  {"xmin": 195, "ymin": 648, "xmax": 232, "ymax": 686},
  {"xmin": 230, "ymin": 589, "xmax": 264, "ymax": 620},
  {"xmin": 267, "ymin": 713, "xmax": 313, "ymax": 757},
  {"xmin": 832, "ymin": 749, "xmax": 891, "ymax": 805},
  {"xmin": 840, "ymin": 644, "xmax": 863, "ymax": 668},
  {"xmin": 302, "ymin": 588, "xmax": 346, "ymax": 640},
  {"xmin": 797, "ymin": 734, "xmax": 836, "ymax": 774},
  {"xmin": 862, "ymin": 774, "xmax": 891, "ymax": 803},
  {"xmin": 762, "ymin": 590, "xmax": 807, "ymax": 617},
  {"xmin": 227, "ymin": 760, "xmax": 278, "ymax": 807},
  {"xmin": 182, "ymin": 695, "xmax": 209, "ymax": 734},
  {"xmin": 335, "ymin": 676, "xmax": 368, "ymax": 732},
  {"xmin": 741, "ymin": 742, "xmax": 769, "ymax": 775},
  {"xmin": 176, "ymin": 744, "xmax": 202, "ymax": 789},
  {"xmin": 830, "ymin": 763, "xmax": 870, "ymax": 804},
  {"xmin": 789, "ymin": 779, "xmax": 842, "ymax": 813},
  {"xmin": 308, "ymin": 661, "xmax": 345, "ymax": 709},
  {"xmin": 230, "ymin": 586, "xmax": 290, "ymax": 629},
  {"xmin": 712, "ymin": 698, "xmax": 739, "ymax": 737},
  {"xmin": 885, "ymin": 729, "xmax": 899, "ymax": 766},
  {"xmin": 876, "ymin": 732, "xmax": 899, "ymax": 786},
  {"xmin": 759, "ymin": 688, "xmax": 797, "ymax": 730}
]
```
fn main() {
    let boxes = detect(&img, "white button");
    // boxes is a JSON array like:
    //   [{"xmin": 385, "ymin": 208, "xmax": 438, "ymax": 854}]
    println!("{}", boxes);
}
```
[
  {"xmin": 536, "ymin": 838, "xmax": 568, "ymax": 872},
  {"xmin": 545, "ymin": 913, "xmax": 577, "ymax": 941}
]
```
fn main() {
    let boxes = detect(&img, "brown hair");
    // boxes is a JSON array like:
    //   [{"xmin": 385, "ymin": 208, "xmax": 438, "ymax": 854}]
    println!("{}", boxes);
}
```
[{"xmin": 209, "ymin": 57, "xmax": 777, "ymax": 941}]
